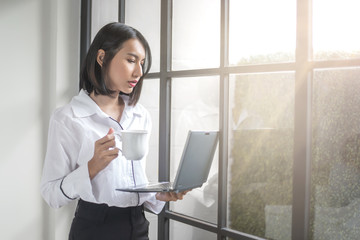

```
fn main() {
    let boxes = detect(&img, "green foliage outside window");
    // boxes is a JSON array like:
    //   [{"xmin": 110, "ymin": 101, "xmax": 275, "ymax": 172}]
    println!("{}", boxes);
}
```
[{"xmin": 228, "ymin": 52, "xmax": 360, "ymax": 240}]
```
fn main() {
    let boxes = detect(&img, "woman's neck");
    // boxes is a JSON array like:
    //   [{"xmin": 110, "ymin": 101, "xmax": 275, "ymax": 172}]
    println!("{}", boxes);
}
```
[{"xmin": 89, "ymin": 91, "xmax": 125, "ymax": 122}]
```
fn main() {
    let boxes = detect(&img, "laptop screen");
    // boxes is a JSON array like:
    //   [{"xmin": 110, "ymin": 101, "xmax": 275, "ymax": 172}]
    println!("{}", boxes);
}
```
[{"xmin": 173, "ymin": 131, "xmax": 219, "ymax": 191}]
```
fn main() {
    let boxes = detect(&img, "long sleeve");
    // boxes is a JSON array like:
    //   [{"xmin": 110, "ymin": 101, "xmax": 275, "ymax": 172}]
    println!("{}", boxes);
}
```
[
  {"xmin": 142, "ymin": 193, "xmax": 166, "ymax": 214},
  {"xmin": 40, "ymin": 114, "xmax": 94, "ymax": 208}
]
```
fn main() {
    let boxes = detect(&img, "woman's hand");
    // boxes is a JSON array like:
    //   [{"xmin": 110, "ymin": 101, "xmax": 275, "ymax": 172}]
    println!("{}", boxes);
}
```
[
  {"xmin": 155, "ymin": 190, "xmax": 191, "ymax": 202},
  {"xmin": 88, "ymin": 128, "xmax": 119, "ymax": 179}
]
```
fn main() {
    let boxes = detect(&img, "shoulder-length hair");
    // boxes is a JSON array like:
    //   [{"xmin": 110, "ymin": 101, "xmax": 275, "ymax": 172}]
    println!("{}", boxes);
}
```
[{"xmin": 80, "ymin": 22, "xmax": 152, "ymax": 106}]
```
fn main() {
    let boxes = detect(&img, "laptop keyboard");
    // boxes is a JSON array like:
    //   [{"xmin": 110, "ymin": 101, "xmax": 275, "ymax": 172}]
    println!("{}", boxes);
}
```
[{"xmin": 146, "ymin": 182, "xmax": 173, "ymax": 189}]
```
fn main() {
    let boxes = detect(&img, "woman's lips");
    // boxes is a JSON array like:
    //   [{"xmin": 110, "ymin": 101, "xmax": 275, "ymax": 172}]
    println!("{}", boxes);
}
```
[{"xmin": 128, "ymin": 80, "xmax": 138, "ymax": 87}]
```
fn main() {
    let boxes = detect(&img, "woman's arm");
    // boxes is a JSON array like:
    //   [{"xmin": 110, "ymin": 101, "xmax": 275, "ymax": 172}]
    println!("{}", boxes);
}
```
[{"xmin": 40, "ymin": 116, "xmax": 94, "ymax": 208}]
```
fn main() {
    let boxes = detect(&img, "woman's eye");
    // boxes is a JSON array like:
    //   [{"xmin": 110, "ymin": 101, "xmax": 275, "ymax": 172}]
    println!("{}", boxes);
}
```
[{"xmin": 127, "ymin": 59, "xmax": 136, "ymax": 63}]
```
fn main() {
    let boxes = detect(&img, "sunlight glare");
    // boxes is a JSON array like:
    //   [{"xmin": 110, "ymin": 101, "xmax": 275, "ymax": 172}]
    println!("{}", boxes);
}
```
[
  {"xmin": 229, "ymin": 0, "xmax": 296, "ymax": 65},
  {"xmin": 313, "ymin": 0, "xmax": 360, "ymax": 54}
]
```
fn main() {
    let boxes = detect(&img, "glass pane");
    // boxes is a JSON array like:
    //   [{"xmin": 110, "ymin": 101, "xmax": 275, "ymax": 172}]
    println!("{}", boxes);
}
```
[
  {"xmin": 311, "ymin": 68, "xmax": 360, "ymax": 239},
  {"xmin": 170, "ymin": 76, "xmax": 219, "ymax": 224},
  {"xmin": 172, "ymin": 0, "xmax": 220, "ymax": 70},
  {"xmin": 170, "ymin": 220, "xmax": 217, "ymax": 240},
  {"xmin": 229, "ymin": 0, "xmax": 296, "ymax": 66},
  {"xmin": 125, "ymin": 0, "xmax": 161, "ymax": 72},
  {"xmin": 313, "ymin": 0, "xmax": 360, "ymax": 60},
  {"xmin": 138, "ymin": 79, "xmax": 160, "ymax": 181},
  {"xmin": 228, "ymin": 72, "xmax": 294, "ymax": 239},
  {"xmin": 145, "ymin": 212, "xmax": 158, "ymax": 240},
  {"xmin": 91, "ymin": 0, "xmax": 118, "ymax": 40}
]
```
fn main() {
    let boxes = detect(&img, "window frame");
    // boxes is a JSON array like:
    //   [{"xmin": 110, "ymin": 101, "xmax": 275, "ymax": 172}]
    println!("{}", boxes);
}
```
[{"xmin": 79, "ymin": 0, "xmax": 360, "ymax": 239}]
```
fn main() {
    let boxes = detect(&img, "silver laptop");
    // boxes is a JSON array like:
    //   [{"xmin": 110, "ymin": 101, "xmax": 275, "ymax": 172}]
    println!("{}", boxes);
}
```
[{"xmin": 116, "ymin": 130, "xmax": 219, "ymax": 193}]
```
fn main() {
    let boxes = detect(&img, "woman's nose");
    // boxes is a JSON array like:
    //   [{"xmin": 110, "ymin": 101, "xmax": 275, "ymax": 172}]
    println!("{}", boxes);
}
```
[{"xmin": 134, "ymin": 62, "xmax": 143, "ymax": 78}]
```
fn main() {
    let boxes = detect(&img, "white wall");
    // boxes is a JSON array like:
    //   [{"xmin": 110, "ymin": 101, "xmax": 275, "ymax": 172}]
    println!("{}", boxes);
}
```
[{"xmin": 0, "ymin": 0, "xmax": 80, "ymax": 239}]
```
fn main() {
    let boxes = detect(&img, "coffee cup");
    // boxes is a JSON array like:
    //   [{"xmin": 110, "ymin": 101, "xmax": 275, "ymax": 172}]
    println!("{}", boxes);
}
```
[{"xmin": 115, "ymin": 130, "xmax": 148, "ymax": 160}]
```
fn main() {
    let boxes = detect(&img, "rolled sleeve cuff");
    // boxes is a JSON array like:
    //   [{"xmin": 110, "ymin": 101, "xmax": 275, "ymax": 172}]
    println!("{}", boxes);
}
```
[
  {"xmin": 142, "ymin": 193, "xmax": 166, "ymax": 214},
  {"xmin": 61, "ymin": 164, "xmax": 94, "ymax": 201}
]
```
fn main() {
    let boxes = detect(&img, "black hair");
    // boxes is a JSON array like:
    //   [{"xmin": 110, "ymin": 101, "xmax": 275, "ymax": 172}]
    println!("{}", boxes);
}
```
[{"xmin": 79, "ymin": 22, "xmax": 152, "ymax": 106}]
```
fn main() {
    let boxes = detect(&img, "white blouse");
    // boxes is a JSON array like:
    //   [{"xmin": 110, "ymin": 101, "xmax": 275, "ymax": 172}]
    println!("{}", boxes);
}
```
[{"xmin": 40, "ymin": 89, "xmax": 165, "ymax": 214}]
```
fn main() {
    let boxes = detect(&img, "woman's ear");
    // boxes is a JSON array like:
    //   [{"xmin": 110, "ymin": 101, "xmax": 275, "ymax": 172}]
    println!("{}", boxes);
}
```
[{"xmin": 97, "ymin": 49, "xmax": 105, "ymax": 67}]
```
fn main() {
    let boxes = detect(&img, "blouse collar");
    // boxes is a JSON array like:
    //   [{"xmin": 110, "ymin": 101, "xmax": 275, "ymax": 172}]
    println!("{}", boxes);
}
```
[{"xmin": 71, "ymin": 89, "xmax": 143, "ymax": 119}]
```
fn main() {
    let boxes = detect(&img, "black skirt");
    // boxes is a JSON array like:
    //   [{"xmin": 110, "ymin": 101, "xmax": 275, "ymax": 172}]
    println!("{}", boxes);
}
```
[{"xmin": 69, "ymin": 199, "xmax": 149, "ymax": 240}]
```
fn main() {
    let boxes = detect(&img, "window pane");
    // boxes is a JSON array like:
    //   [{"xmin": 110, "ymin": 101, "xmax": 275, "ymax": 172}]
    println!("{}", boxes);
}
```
[
  {"xmin": 91, "ymin": 0, "xmax": 118, "ymax": 40},
  {"xmin": 137, "ymin": 79, "xmax": 160, "ymax": 239},
  {"xmin": 229, "ymin": 0, "xmax": 296, "ymax": 66},
  {"xmin": 170, "ymin": 76, "xmax": 219, "ymax": 224},
  {"xmin": 145, "ymin": 212, "xmax": 158, "ymax": 240},
  {"xmin": 170, "ymin": 220, "xmax": 217, "ymax": 240},
  {"xmin": 313, "ymin": 0, "xmax": 360, "ymax": 60},
  {"xmin": 172, "ymin": 0, "xmax": 220, "ymax": 70},
  {"xmin": 125, "ymin": 0, "xmax": 161, "ymax": 72},
  {"xmin": 311, "ymin": 68, "xmax": 360, "ymax": 239},
  {"xmin": 138, "ymin": 79, "xmax": 160, "ymax": 181},
  {"xmin": 228, "ymin": 73, "xmax": 294, "ymax": 239}
]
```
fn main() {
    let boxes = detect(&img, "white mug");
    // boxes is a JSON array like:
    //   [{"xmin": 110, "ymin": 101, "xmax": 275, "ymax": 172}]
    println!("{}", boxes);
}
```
[{"xmin": 115, "ymin": 130, "xmax": 148, "ymax": 160}]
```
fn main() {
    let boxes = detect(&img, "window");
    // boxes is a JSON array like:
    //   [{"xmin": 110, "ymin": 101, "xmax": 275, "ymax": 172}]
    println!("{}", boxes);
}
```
[
  {"xmin": 170, "ymin": 76, "xmax": 219, "ymax": 225},
  {"xmin": 228, "ymin": 72, "xmax": 294, "ymax": 239},
  {"xmin": 312, "ymin": 0, "xmax": 360, "ymax": 60},
  {"xmin": 83, "ymin": 0, "xmax": 360, "ymax": 239},
  {"xmin": 229, "ymin": 0, "xmax": 296, "ymax": 65},
  {"xmin": 138, "ymin": 78, "xmax": 161, "ymax": 240},
  {"xmin": 91, "ymin": 0, "xmax": 119, "ymax": 40},
  {"xmin": 172, "ymin": 0, "xmax": 220, "ymax": 70},
  {"xmin": 311, "ymin": 67, "xmax": 360, "ymax": 239},
  {"xmin": 125, "ymin": 0, "xmax": 161, "ymax": 72}
]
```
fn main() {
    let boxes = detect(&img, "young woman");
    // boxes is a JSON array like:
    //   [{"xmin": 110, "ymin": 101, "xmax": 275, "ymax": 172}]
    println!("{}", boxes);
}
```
[{"xmin": 41, "ymin": 22, "xmax": 188, "ymax": 240}]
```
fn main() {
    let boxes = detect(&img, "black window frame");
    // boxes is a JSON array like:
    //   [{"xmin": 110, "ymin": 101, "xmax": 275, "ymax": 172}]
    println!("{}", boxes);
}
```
[{"xmin": 79, "ymin": 0, "xmax": 360, "ymax": 239}]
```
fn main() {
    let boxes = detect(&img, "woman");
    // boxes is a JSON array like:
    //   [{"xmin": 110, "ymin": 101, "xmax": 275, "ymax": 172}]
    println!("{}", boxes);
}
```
[{"xmin": 41, "ymin": 22, "xmax": 187, "ymax": 240}]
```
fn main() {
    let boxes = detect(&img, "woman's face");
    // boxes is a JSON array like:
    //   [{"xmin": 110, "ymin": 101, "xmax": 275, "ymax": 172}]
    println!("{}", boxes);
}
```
[{"xmin": 105, "ymin": 38, "xmax": 145, "ymax": 95}]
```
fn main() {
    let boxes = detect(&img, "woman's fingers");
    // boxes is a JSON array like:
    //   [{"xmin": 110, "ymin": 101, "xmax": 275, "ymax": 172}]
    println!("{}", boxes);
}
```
[
  {"xmin": 173, "ymin": 191, "xmax": 186, "ymax": 200},
  {"xmin": 96, "ymin": 134, "xmax": 115, "ymax": 147},
  {"xmin": 98, "ymin": 147, "xmax": 119, "ymax": 163},
  {"xmin": 168, "ymin": 192, "xmax": 178, "ymax": 201},
  {"xmin": 107, "ymin": 128, "xmax": 115, "ymax": 135},
  {"xmin": 95, "ymin": 129, "xmax": 118, "ymax": 152},
  {"xmin": 176, "ymin": 192, "xmax": 184, "ymax": 200},
  {"xmin": 96, "ymin": 128, "xmax": 116, "ymax": 145},
  {"xmin": 183, "ymin": 190, "xmax": 191, "ymax": 195},
  {"xmin": 107, "ymin": 147, "xmax": 120, "ymax": 157},
  {"xmin": 99, "ymin": 138, "xmax": 116, "ymax": 151},
  {"xmin": 88, "ymin": 128, "xmax": 119, "ymax": 179},
  {"xmin": 155, "ymin": 190, "xmax": 191, "ymax": 202}
]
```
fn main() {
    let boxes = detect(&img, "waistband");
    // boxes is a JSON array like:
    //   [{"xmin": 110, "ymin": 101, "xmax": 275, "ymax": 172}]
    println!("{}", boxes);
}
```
[{"xmin": 75, "ymin": 199, "xmax": 144, "ymax": 223}]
